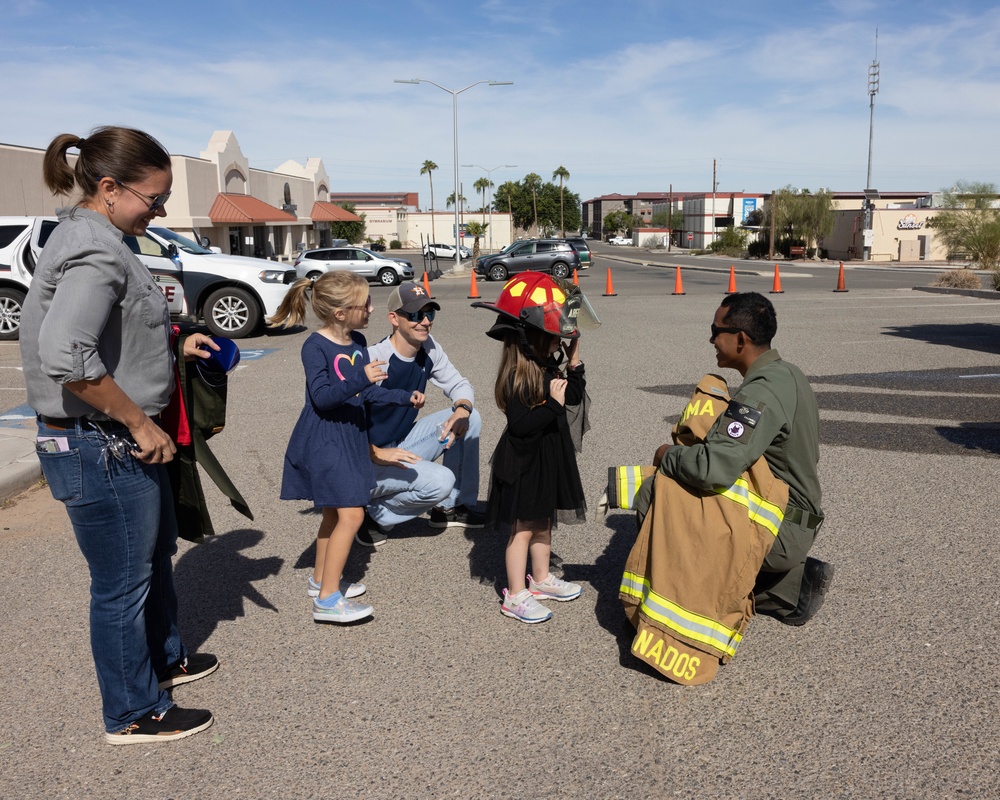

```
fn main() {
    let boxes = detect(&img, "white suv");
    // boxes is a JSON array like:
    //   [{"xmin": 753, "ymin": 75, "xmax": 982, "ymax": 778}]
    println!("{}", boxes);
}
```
[
  {"xmin": 294, "ymin": 246, "xmax": 414, "ymax": 285},
  {"xmin": 0, "ymin": 217, "xmax": 295, "ymax": 339}
]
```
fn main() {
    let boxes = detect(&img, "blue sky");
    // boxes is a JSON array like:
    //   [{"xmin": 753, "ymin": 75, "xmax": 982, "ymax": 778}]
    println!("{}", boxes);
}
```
[{"xmin": 4, "ymin": 0, "xmax": 1000, "ymax": 203}]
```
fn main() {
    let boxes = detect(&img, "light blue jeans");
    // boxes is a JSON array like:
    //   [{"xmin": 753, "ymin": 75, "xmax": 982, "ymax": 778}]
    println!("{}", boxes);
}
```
[
  {"xmin": 35, "ymin": 418, "xmax": 183, "ymax": 733},
  {"xmin": 368, "ymin": 408, "xmax": 481, "ymax": 528}
]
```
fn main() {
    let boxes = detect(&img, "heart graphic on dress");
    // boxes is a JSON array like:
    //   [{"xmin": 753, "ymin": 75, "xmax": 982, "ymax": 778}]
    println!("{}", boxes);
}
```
[
  {"xmin": 334, "ymin": 350, "xmax": 363, "ymax": 381},
  {"xmin": 333, "ymin": 350, "xmax": 361, "ymax": 381}
]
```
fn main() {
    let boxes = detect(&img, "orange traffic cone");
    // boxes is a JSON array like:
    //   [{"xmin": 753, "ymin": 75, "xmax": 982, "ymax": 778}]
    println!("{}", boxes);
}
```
[
  {"xmin": 467, "ymin": 268, "xmax": 480, "ymax": 299},
  {"xmin": 672, "ymin": 266, "xmax": 685, "ymax": 296},
  {"xmin": 573, "ymin": 268, "xmax": 579, "ymax": 286},
  {"xmin": 834, "ymin": 261, "xmax": 849, "ymax": 292},
  {"xmin": 726, "ymin": 265, "xmax": 737, "ymax": 294},
  {"xmin": 603, "ymin": 267, "xmax": 617, "ymax": 297},
  {"xmin": 770, "ymin": 264, "xmax": 784, "ymax": 294},
  {"xmin": 423, "ymin": 270, "xmax": 434, "ymax": 299}
]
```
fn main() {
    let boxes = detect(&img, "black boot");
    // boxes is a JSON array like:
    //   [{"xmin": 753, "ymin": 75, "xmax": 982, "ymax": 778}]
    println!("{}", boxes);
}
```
[{"xmin": 779, "ymin": 557, "xmax": 834, "ymax": 626}]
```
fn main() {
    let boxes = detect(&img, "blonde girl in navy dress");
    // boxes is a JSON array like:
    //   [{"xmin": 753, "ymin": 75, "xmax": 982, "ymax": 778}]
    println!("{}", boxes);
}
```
[{"xmin": 270, "ymin": 271, "xmax": 423, "ymax": 623}]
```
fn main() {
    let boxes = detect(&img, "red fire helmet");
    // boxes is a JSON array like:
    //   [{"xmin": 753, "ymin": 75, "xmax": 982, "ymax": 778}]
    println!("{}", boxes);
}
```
[{"xmin": 472, "ymin": 271, "xmax": 600, "ymax": 340}]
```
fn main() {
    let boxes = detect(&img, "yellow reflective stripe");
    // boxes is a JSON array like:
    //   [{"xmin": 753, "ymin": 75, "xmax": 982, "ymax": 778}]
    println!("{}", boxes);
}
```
[
  {"xmin": 615, "ymin": 465, "xmax": 644, "ymax": 510},
  {"xmin": 715, "ymin": 478, "xmax": 784, "ymax": 537},
  {"xmin": 621, "ymin": 570, "xmax": 742, "ymax": 657}
]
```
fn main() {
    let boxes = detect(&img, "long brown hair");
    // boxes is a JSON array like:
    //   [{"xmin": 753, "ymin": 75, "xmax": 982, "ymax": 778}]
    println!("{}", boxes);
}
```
[
  {"xmin": 268, "ymin": 270, "xmax": 368, "ymax": 328},
  {"xmin": 42, "ymin": 126, "xmax": 171, "ymax": 200},
  {"xmin": 493, "ymin": 328, "xmax": 560, "ymax": 411}
]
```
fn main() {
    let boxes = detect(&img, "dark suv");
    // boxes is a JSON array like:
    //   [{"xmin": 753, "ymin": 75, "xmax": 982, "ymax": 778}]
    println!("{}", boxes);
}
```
[
  {"xmin": 475, "ymin": 239, "xmax": 581, "ymax": 282},
  {"xmin": 559, "ymin": 237, "xmax": 592, "ymax": 270}
]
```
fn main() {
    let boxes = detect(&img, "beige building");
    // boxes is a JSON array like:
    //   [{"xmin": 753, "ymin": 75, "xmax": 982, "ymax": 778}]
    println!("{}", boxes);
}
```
[{"xmin": 1, "ymin": 131, "xmax": 360, "ymax": 261}]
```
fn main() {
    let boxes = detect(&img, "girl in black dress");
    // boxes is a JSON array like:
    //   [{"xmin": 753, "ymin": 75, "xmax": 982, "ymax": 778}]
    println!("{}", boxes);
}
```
[{"xmin": 475, "ymin": 273, "xmax": 595, "ymax": 624}]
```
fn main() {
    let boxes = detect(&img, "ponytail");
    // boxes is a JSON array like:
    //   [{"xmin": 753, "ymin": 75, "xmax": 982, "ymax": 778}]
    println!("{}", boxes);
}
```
[
  {"xmin": 268, "ymin": 278, "xmax": 313, "ymax": 328},
  {"xmin": 41, "ymin": 126, "xmax": 170, "ymax": 202}
]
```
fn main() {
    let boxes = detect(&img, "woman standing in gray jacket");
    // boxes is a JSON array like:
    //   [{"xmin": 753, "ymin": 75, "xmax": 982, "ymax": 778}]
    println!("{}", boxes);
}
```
[{"xmin": 21, "ymin": 126, "xmax": 220, "ymax": 745}]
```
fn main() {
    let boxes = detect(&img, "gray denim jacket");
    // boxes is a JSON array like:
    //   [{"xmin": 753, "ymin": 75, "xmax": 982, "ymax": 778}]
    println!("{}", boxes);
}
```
[{"xmin": 20, "ymin": 207, "xmax": 174, "ymax": 419}]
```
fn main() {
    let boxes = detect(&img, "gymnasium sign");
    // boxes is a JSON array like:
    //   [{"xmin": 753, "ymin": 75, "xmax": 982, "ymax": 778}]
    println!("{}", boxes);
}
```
[{"xmin": 897, "ymin": 213, "xmax": 924, "ymax": 230}]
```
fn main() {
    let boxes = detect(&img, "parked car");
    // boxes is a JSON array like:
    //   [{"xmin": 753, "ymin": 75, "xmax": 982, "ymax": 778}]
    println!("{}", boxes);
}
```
[
  {"xmin": 609, "ymin": 236, "xmax": 632, "ymax": 246},
  {"xmin": 558, "ymin": 237, "xmax": 592, "ymax": 270},
  {"xmin": 294, "ymin": 247, "xmax": 413, "ymax": 285},
  {"xmin": 474, "ymin": 239, "xmax": 581, "ymax": 282},
  {"xmin": 0, "ymin": 217, "xmax": 296, "ymax": 340},
  {"xmin": 367, "ymin": 240, "xmax": 387, "ymax": 252},
  {"xmin": 423, "ymin": 242, "xmax": 472, "ymax": 260}
]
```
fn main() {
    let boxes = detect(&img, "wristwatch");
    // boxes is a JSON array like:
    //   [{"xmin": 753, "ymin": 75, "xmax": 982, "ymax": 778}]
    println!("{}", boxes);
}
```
[{"xmin": 452, "ymin": 401, "xmax": 473, "ymax": 414}]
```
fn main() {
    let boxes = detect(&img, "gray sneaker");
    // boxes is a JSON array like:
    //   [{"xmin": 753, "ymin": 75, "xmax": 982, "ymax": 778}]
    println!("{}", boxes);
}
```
[
  {"xmin": 307, "ymin": 576, "xmax": 367, "ymax": 599},
  {"xmin": 528, "ymin": 573, "xmax": 582, "ymax": 602},
  {"xmin": 500, "ymin": 588, "xmax": 552, "ymax": 624},
  {"xmin": 313, "ymin": 595, "xmax": 374, "ymax": 624}
]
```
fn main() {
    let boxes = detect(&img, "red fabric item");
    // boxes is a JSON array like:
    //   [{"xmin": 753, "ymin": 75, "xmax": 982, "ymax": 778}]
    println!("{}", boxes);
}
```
[{"xmin": 162, "ymin": 326, "xmax": 192, "ymax": 446}]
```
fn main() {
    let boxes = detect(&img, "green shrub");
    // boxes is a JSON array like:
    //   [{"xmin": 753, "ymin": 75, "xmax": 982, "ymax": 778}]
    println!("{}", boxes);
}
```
[
  {"xmin": 389, "ymin": 240, "xmax": 402, "ymax": 250},
  {"xmin": 747, "ymin": 240, "xmax": 769, "ymax": 259}
]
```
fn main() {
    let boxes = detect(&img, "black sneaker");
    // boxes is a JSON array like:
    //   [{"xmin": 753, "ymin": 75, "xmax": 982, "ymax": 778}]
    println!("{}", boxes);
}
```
[
  {"xmin": 355, "ymin": 513, "xmax": 388, "ymax": 547},
  {"xmin": 429, "ymin": 504, "xmax": 486, "ymax": 529},
  {"xmin": 105, "ymin": 706, "xmax": 213, "ymax": 745},
  {"xmin": 158, "ymin": 653, "xmax": 219, "ymax": 690},
  {"xmin": 779, "ymin": 557, "xmax": 835, "ymax": 627}
]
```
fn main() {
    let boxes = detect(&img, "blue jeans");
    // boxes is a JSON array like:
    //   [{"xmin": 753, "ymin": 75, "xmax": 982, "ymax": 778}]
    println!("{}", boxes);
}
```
[
  {"xmin": 369, "ymin": 408, "xmax": 481, "ymax": 528},
  {"xmin": 35, "ymin": 419, "xmax": 183, "ymax": 733}
]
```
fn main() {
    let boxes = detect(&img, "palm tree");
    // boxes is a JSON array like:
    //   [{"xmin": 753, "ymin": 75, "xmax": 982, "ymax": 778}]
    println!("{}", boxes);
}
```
[
  {"xmin": 445, "ymin": 192, "xmax": 467, "ymax": 212},
  {"xmin": 524, "ymin": 173, "xmax": 543, "ymax": 236},
  {"xmin": 473, "ymin": 177, "xmax": 492, "ymax": 222},
  {"xmin": 553, "ymin": 165, "xmax": 570, "ymax": 237},
  {"xmin": 466, "ymin": 220, "xmax": 487, "ymax": 261},
  {"xmin": 421, "ymin": 160, "xmax": 438, "ymax": 245}
]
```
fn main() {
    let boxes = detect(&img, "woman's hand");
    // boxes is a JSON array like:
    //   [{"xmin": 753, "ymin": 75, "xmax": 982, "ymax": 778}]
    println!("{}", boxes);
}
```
[
  {"xmin": 183, "ymin": 333, "xmax": 219, "ymax": 361},
  {"xmin": 409, "ymin": 390, "xmax": 425, "ymax": 408},
  {"xmin": 550, "ymin": 377, "xmax": 568, "ymax": 406},
  {"xmin": 366, "ymin": 359, "xmax": 389, "ymax": 383},
  {"xmin": 130, "ymin": 415, "xmax": 177, "ymax": 464}
]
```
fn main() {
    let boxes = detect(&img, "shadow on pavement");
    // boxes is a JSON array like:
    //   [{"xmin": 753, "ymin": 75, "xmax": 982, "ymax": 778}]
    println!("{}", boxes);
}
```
[
  {"xmin": 881, "ymin": 322, "xmax": 1000, "ymax": 355},
  {"xmin": 174, "ymin": 528, "xmax": 283, "ymax": 653},
  {"xmin": 563, "ymin": 512, "xmax": 667, "ymax": 679}
]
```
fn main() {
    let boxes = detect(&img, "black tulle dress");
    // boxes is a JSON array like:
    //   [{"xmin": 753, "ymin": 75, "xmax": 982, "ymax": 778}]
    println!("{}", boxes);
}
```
[{"xmin": 486, "ymin": 363, "xmax": 587, "ymax": 531}]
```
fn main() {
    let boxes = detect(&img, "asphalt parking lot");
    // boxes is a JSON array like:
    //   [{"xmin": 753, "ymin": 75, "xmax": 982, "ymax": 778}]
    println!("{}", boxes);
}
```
[{"xmin": 2, "ymin": 258, "xmax": 1000, "ymax": 799}]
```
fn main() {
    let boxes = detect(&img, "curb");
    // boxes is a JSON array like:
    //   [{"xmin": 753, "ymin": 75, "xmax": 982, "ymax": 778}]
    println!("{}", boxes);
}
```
[
  {"xmin": 0, "ymin": 428, "xmax": 42, "ymax": 502},
  {"xmin": 913, "ymin": 286, "xmax": 999, "ymax": 300}
]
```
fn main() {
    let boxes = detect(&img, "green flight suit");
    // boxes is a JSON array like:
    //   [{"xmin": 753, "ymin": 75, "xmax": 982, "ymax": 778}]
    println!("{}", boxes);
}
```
[{"xmin": 637, "ymin": 349, "xmax": 823, "ymax": 614}]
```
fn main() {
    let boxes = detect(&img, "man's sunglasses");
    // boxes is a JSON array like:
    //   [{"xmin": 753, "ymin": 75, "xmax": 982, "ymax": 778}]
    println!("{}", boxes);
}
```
[
  {"xmin": 711, "ymin": 324, "xmax": 753, "ymax": 341},
  {"xmin": 112, "ymin": 178, "xmax": 171, "ymax": 212},
  {"xmin": 397, "ymin": 308, "xmax": 436, "ymax": 322}
]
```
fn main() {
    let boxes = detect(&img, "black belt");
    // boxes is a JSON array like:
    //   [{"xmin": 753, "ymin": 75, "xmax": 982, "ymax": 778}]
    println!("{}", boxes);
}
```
[
  {"xmin": 784, "ymin": 506, "xmax": 824, "ymax": 530},
  {"xmin": 39, "ymin": 415, "xmax": 135, "ymax": 430}
]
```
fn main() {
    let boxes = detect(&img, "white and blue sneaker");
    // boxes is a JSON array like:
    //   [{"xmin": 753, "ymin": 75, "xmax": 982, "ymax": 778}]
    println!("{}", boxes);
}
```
[
  {"xmin": 500, "ymin": 588, "xmax": 552, "ymax": 624},
  {"xmin": 312, "ymin": 594, "xmax": 373, "ymax": 624},
  {"xmin": 528, "ymin": 573, "xmax": 582, "ymax": 602},
  {"xmin": 307, "ymin": 576, "xmax": 367, "ymax": 599}
]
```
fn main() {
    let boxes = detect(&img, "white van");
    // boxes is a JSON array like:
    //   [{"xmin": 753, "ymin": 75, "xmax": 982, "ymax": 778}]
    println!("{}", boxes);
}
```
[{"xmin": 0, "ymin": 217, "xmax": 295, "ymax": 339}]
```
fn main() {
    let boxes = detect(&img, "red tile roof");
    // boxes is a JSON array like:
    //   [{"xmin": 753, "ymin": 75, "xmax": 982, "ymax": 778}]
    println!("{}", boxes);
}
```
[
  {"xmin": 208, "ymin": 194, "xmax": 297, "ymax": 224},
  {"xmin": 311, "ymin": 201, "xmax": 363, "ymax": 222}
]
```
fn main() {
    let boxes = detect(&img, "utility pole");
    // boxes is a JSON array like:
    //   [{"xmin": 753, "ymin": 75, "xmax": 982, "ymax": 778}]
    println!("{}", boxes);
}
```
[
  {"xmin": 768, "ymin": 189, "xmax": 777, "ymax": 260},
  {"xmin": 863, "ymin": 30, "xmax": 880, "ymax": 261},
  {"xmin": 668, "ymin": 183, "xmax": 673, "ymax": 252},
  {"xmin": 711, "ymin": 159, "xmax": 717, "ymax": 247}
]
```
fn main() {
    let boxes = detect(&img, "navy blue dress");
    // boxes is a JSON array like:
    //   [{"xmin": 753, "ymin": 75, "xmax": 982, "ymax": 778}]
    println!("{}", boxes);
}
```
[{"xmin": 281, "ymin": 331, "xmax": 412, "ymax": 508}]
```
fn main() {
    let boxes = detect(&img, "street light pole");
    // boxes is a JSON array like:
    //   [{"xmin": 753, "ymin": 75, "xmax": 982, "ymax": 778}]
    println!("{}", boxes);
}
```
[
  {"xmin": 463, "ymin": 163, "xmax": 516, "ymax": 253},
  {"xmin": 395, "ymin": 78, "xmax": 513, "ymax": 273}
]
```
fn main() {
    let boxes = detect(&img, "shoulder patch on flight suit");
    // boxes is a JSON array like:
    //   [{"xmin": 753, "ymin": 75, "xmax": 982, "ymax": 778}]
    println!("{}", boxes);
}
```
[{"xmin": 722, "ymin": 400, "xmax": 762, "ymax": 440}]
